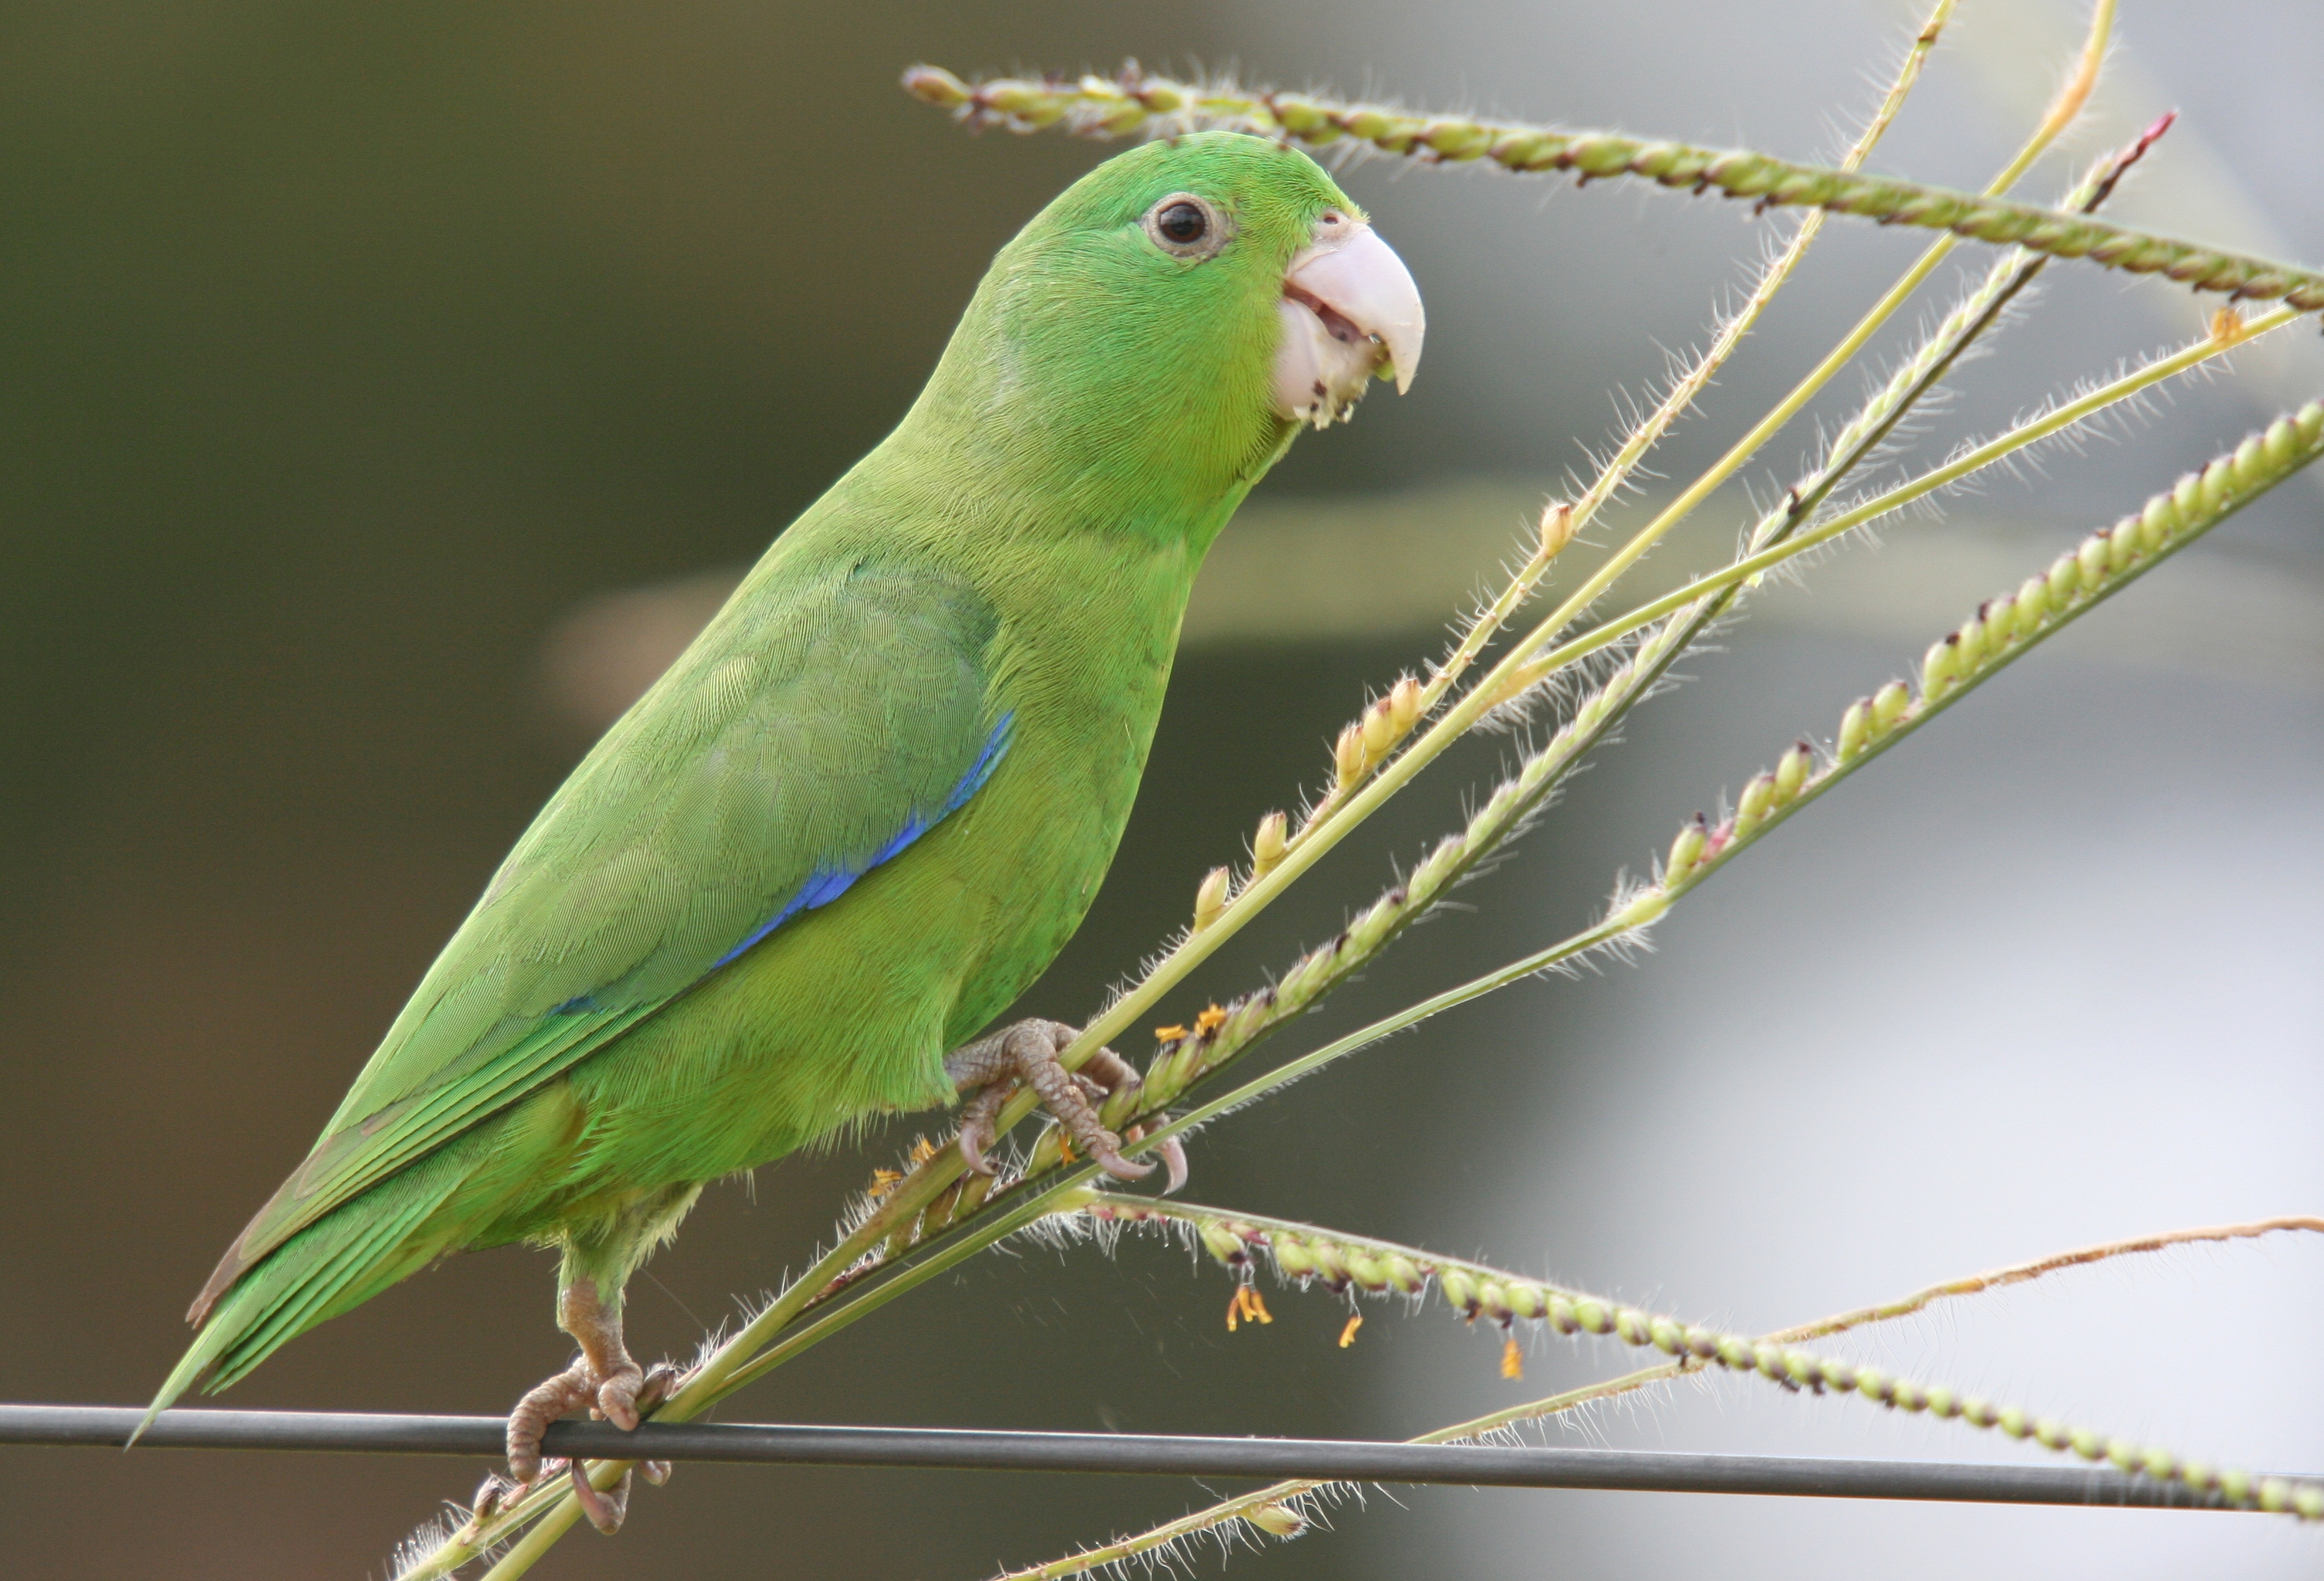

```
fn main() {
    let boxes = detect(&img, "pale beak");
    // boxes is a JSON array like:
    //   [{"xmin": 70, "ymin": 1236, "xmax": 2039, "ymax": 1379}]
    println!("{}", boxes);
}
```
[{"xmin": 1273, "ymin": 218, "xmax": 1426, "ymax": 430}]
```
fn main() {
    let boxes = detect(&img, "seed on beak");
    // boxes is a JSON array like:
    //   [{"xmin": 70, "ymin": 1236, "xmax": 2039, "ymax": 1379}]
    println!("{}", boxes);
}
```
[{"xmin": 1273, "ymin": 218, "xmax": 1425, "ymax": 429}]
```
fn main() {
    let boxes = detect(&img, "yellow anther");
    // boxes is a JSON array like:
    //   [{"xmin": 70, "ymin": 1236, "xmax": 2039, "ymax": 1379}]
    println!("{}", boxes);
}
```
[
  {"xmin": 1339, "ymin": 1312, "xmax": 1363, "ymax": 1348},
  {"xmin": 1226, "ymin": 1284, "xmax": 1273, "ymax": 1331}
]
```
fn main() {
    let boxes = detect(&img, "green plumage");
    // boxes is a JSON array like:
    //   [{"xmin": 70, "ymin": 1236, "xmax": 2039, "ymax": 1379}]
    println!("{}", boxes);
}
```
[{"xmin": 152, "ymin": 133, "xmax": 1361, "ymax": 1419}]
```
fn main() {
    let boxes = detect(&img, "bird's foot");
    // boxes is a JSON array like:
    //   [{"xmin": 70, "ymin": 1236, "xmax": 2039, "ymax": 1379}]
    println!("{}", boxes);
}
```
[
  {"xmin": 945, "ymin": 1018, "xmax": 1188, "ymax": 1191},
  {"xmin": 500, "ymin": 1358, "xmax": 679, "ymax": 1534}
]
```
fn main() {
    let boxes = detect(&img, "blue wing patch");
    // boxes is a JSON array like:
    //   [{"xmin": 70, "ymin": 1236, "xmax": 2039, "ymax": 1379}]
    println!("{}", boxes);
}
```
[{"xmin": 707, "ymin": 710, "xmax": 1016, "ymax": 972}]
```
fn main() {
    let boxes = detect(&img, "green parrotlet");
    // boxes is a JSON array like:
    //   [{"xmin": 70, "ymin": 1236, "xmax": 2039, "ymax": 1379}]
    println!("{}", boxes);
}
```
[{"xmin": 150, "ymin": 129, "xmax": 1424, "ymax": 1523}]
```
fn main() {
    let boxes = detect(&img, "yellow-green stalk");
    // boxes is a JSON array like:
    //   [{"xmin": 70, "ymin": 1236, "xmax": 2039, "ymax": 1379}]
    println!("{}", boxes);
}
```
[
  {"xmin": 905, "ymin": 64, "xmax": 2324, "ymax": 315},
  {"xmin": 995, "ymin": 1206, "xmax": 2324, "ymax": 1578}
]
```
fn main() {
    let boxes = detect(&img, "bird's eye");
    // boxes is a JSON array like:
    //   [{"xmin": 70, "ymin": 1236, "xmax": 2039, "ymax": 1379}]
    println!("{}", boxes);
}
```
[
  {"xmin": 1158, "ymin": 202, "xmax": 1206, "ymax": 243},
  {"xmin": 1141, "ymin": 193, "xmax": 1227, "ymax": 258}
]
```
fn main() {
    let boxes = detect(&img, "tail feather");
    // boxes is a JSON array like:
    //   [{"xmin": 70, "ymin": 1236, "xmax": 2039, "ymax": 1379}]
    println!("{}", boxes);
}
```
[
  {"xmin": 212, "ymin": 1199, "xmax": 426, "ymax": 1390},
  {"xmin": 140, "ymin": 1160, "xmax": 467, "ymax": 1441}
]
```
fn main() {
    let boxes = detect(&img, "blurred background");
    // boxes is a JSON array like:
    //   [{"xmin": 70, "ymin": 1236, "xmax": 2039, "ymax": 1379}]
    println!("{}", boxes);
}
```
[{"xmin": 3, "ymin": 2, "xmax": 2319, "ymax": 1577}]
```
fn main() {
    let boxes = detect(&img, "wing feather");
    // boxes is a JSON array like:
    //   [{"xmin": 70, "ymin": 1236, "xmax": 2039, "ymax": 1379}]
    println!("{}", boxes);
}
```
[{"xmin": 194, "ymin": 554, "xmax": 1007, "ymax": 1317}]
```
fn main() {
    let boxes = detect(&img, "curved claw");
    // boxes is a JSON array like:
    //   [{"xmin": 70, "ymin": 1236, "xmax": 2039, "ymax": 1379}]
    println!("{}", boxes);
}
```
[
  {"xmin": 1126, "ymin": 1121, "xmax": 1190, "ymax": 1195},
  {"xmin": 954, "ymin": 1082, "xmax": 1011, "ymax": 1176},
  {"xmin": 571, "ymin": 1459, "xmax": 635, "ymax": 1535},
  {"xmin": 1083, "ymin": 1135, "xmax": 1154, "ymax": 1182},
  {"xmin": 1066, "ymin": 1073, "xmax": 1153, "ymax": 1181},
  {"xmin": 1076, "ymin": 1048, "xmax": 1183, "ymax": 1188}
]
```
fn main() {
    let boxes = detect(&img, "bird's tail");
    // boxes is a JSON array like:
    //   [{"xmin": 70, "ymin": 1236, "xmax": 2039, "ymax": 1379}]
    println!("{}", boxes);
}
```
[{"xmin": 138, "ymin": 1163, "xmax": 466, "ymax": 1443}]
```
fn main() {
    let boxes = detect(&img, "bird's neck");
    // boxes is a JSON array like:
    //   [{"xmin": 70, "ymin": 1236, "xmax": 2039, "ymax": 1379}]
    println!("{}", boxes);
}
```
[{"xmin": 890, "ymin": 303, "xmax": 1299, "ymax": 559}]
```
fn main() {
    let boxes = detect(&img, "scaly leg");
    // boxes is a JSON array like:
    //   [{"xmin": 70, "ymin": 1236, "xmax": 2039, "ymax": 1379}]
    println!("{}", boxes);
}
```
[
  {"xmin": 486, "ymin": 1188, "xmax": 698, "ymax": 1535},
  {"xmin": 945, "ymin": 1018, "xmax": 1188, "ymax": 1191},
  {"xmin": 494, "ymin": 1278, "xmax": 680, "ymax": 1532}
]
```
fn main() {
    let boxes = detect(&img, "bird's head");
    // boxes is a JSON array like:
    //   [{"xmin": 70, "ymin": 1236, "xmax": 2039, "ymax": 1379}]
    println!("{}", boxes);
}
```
[{"xmin": 917, "ymin": 131, "xmax": 1425, "ymax": 518}]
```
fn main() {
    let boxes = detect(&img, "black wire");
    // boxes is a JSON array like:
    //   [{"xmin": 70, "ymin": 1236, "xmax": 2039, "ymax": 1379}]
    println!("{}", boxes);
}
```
[{"xmin": 0, "ymin": 1405, "xmax": 2265, "ymax": 1512}]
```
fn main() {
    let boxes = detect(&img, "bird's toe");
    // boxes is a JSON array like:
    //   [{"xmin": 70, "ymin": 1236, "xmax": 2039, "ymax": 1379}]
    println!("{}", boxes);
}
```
[
  {"xmin": 593, "ymin": 1361, "xmax": 649, "ymax": 1431},
  {"xmin": 507, "ymin": 1363, "xmax": 598, "ymax": 1482},
  {"xmin": 570, "ymin": 1460, "xmax": 635, "ymax": 1535}
]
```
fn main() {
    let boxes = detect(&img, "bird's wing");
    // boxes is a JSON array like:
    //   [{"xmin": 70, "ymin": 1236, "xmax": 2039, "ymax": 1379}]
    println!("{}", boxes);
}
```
[{"xmin": 195, "ymin": 554, "xmax": 1007, "ymax": 1316}]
